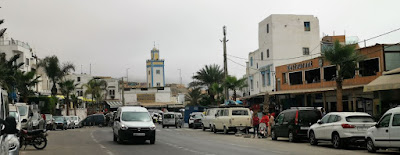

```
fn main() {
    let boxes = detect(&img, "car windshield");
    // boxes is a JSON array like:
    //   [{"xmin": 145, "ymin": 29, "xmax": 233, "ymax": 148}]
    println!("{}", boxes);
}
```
[
  {"xmin": 121, "ymin": 112, "xmax": 151, "ymax": 122},
  {"xmin": 17, "ymin": 106, "xmax": 28, "ymax": 116},
  {"xmin": 54, "ymin": 117, "xmax": 63, "ymax": 121},
  {"xmin": 9, "ymin": 111, "xmax": 18, "ymax": 119},
  {"xmin": 232, "ymin": 110, "xmax": 249, "ymax": 115},
  {"xmin": 164, "ymin": 114, "xmax": 174, "ymax": 119},
  {"xmin": 346, "ymin": 116, "xmax": 374, "ymax": 122}
]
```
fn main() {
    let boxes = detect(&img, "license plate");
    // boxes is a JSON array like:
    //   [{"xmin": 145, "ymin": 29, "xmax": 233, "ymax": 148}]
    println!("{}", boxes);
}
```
[
  {"xmin": 133, "ymin": 133, "xmax": 145, "ymax": 136},
  {"xmin": 357, "ymin": 127, "xmax": 368, "ymax": 131},
  {"xmin": 300, "ymin": 127, "xmax": 310, "ymax": 130}
]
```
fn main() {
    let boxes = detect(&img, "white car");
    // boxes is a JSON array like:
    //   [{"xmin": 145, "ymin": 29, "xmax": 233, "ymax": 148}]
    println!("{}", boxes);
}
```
[
  {"xmin": 308, "ymin": 112, "xmax": 376, "ymax": 149},
  {"xmin": 202, "ymin": 108, "xmax": 220, "ymax": 131},
  {"xmin": 188, "ymin": 112, "xmax": 204, "ymax": 129},
  {"xmin": 113, "ymin": 106, "xmax": 156, "ymax": 144},
  {"xmin": 213, "ymin": 108, "xmax": 251, "ymax": 134},
  {"xmin": 8, "ymin": 104, "xmax": 21, "ymax": 130},
  {"xmin": 366, "ymin": 106, "xmax": 400, "ymax": 153},
  {"xmin": 15, "ymin": 103, "xmax": 33, "ymax": 130}
]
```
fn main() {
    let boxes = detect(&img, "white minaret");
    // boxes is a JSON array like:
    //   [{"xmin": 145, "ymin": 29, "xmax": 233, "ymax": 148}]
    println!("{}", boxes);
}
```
[{"xmin": 146, "ymin": 47, "xmax": 165, "ymax": 87}]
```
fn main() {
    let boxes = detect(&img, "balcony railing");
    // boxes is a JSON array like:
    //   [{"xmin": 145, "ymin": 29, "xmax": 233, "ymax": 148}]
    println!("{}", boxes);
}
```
[{"xmin": 0, "ymin": 40, "xmax": 31, "ymax": 49}]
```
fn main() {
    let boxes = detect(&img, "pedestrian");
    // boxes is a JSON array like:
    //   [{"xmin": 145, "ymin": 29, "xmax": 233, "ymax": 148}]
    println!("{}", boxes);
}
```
[
  {"xmin": 321, "ymin": 107, "xmax": 326, "ymax": 117},
  {"xmin": 268, "ymin": 112, "xmax": 275, "ymax": 137},
  {"xmin": 252, "ymin": 112, "xmax": 260, "ymax": 138}
]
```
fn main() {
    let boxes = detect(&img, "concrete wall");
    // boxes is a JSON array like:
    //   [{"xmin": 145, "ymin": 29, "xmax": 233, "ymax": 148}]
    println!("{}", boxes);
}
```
[{"xmin": 61, "ymin": 108, "xmax": 88, "ymax": 120}]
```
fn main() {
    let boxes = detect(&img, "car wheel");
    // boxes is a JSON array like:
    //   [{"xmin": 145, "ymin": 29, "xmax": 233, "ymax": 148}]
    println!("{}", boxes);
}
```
[
  {"xmin": 223, "ymin": 126, "xmax": 228, "ymax": 134},
  {"xmin": 271, "ymin": 130, "xmax": 277, "ymax": 140},
  {"xmin": 150, "ymin": 136, "xmax": 156, "ymax": 144},
  {"xmin": 332, "ymin": 133, "xmax": 343, "ymax": 149},
  {"xmin": 367, "ymin": 138, "xmax": 377, "ymax": 153},
  {"xmin": 213, "ymin": 125, "xmax": 217, "ymax": 133},
  {"xmin": 309, "ymin": 131, "xmax": 318, "ymax": 145},
  {"xmin": 288, "ymin": 131, "xmax": 296, "ymax": 142}
]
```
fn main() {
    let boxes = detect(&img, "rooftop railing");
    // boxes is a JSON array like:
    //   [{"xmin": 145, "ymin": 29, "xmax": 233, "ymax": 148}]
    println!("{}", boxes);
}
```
[{"xmin": 0, "ymin": 40, "xmax": 31, "ymax": 50}]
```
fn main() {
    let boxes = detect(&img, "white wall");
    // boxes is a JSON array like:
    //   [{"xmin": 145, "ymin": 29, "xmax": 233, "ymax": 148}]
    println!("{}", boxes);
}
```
[{"xmin": 61, "ymin": 108, "xmax": 88, "ymax": 120}]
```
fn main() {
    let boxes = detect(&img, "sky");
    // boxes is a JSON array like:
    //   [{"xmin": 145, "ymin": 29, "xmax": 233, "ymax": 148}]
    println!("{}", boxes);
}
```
[{"xmin": 1, "ymin": 0, "xmax": 399, "ymax": 85}]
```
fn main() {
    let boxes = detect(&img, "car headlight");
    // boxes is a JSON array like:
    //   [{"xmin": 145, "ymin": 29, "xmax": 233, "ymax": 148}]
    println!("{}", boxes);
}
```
[
  {"xmin": 121, "ymin": 124, "xmax": 128, "ymax": 130},
  {"xmin": 8, "ymin": 137, "xmax": 19, "ymax": 151},
  {"xmin": 150, "ymin": 126, "xmax": 156, "ymax": 130}
]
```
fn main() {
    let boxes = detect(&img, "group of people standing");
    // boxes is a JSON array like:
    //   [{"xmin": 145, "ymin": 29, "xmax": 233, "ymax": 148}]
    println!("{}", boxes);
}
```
[{"xmin": 252, "ymin": 112, "xmax": 275, "ymax": 138}]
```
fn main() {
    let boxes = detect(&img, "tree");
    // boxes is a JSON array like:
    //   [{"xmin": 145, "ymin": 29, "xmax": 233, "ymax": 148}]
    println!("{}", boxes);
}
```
[
  {"xmin": 0, "ymin": 6, "xmax": 7, "ymax": 38},
  {"xmin": 15, "ymin": 70, "xmax": 40, "ymax": 103},
  {"xmin": 223, "ymin": 75, "xmax": 247, "ymax": 101},
  {"xmin": 322, "ymin": 40, "xmax": 363, "ymax": 112},
  {"xmin": 70, "ymin": 94, "xmax": 79, "ymax": 116},
  {"xmin": 83, "ymin": 78, "xmax": 107, "ymax": 113},
  {"xmin": 210, "ymin": 83, "xmax": 224, "ymax": 104},
  {"xmin": 185, "ymin": 87, "xmax": 202, "ymax": 105},
  {"xmin": 38, "ymin": 56, "xmax": 75, "ymax": 96},
  {"xmin": 59, "ymin": 79, "xmax": 78, "ymax": 116},
  {"xmin": 189, "ymin": 64, "xmax": 224, "ymax": 105}
]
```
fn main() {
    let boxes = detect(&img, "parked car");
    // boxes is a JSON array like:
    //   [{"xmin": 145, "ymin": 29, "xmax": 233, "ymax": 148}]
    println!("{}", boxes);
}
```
[
  {"xmin": 53, "ymin": 116, "xmax": 68, "ymax": 130},
  {"xmin": 202, "ymin": 108, "xmax": 220, "ymax": 131},
  {"xmin": 189, "ymin": 112, "xmax": 204, "ymax": 129},
  {"xmin": 213, "ymin": 107, "xmax": 252, "ymax": 134},
  {"xmin": 70, "ymin": 116, "xmax": 80, "ymax": 128},
  {"xmin": 8, "ymin": 104, "xmax": 21, "ymax": 130},
  {"xmin": 65, "ymin": 116, "xmax": 75, "ymax": 129},
  {"xmin": 174, "ymin": 113, "xmax": 184, "ymax": 128},
  {"xmin": 30, "ymin": 110, "xmax": 45, "ymax": 130},
  {"xmin": 308, "ymin": 112, "xmax": 376, "ymax": 149},
  {"xmin": 45, "ymin": 114, "xmax": 56, "ymax": 130},
  {"xmin": 271, "ymin": 107, "xmax": 322, "ymax": 142},
  {"xmin": 366, "ymin": 106, "xmax": 400, "ymax": 153},
  {"xmin": 15, "ymin": 103, "xmax": 33, "ymax": 130},
  {"xmin": 80, "ymin": 114, "xmax": 106, "ymax": 127},
  {"xmin": 112, "ymin": 106, "xmax": 156, "ymax": 144},
  {"xmin": 162, "ymin": 112, "xmax": 178, "ymax": 128}
]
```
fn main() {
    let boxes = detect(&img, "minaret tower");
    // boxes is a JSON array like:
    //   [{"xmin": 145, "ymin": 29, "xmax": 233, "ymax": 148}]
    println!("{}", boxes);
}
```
[{"xmin": 146, "ymin": 45, "xmax": 165, "ymax": 87}]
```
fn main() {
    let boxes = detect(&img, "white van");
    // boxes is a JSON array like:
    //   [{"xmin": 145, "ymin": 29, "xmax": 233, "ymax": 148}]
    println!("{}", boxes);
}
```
[
  {"xmin": 112, "ymin": 106, "xmax": 156, "ymax": 144},
  {"xmin": 15, "ymin": 103, "xmax": 33, "ymax": 129},
  {"xmin": 202, "ymin": 108, "xmax": 220, "ymax": 131},
  {"xmin": 8, "ymin": 104, "xmax": 21, "ymax": 130},
  {"xmin": 366, "ymin": 106, "xmax": 400, "ymax": 153},
  {"xmin": 213, "ymin": 107, "xmax": 252, "ymax": 134}
]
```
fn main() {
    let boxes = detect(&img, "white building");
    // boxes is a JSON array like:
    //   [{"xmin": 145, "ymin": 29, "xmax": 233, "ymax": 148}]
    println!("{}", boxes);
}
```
[
  {"xmin": 246, "ymin": 14, "xmax": 321, "ymax": 96},
  {"xmin": 146, "ymin": 47, "xmax": 165, "ymax": 87}
]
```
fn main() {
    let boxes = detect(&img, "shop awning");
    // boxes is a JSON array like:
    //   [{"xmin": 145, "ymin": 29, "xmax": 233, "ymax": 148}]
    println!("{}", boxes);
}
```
[
  {"xmin": 139, "ymin": 102, "xmax": 179, "ymax": 108},
  {"xmin": 364, "ymin": 68, "xmax": 400, "ymax": 92},
  {"xmin": 269, "ymin": 85, "xmax": 364, "ymax": 95},
  {"xmin": 106, "ymin": 101, "xmax": 123, "ymax": 108},
  {"xmin": 78, "ymin": 96, "xmax": 95, "ymax": 102},
  {"xmin": 242, "ymin": 93, "xmax": 265, "ymax": 99}
]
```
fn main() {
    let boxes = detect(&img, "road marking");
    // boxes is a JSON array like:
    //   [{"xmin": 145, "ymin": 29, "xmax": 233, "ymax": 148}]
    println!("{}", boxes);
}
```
[{"xmin": 90, "ymin": 131, "xmax": 115, "ymax": 155}]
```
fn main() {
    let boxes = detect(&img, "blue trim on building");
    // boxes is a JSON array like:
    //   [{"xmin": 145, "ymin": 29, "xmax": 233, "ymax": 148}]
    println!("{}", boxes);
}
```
[
  {"xmin": 147, "ymin": 64, "xmax": 164, "ymax": 68},
  {"xmin": 151, "ymin": 61, "xmax": 154, "ymax": 87}
]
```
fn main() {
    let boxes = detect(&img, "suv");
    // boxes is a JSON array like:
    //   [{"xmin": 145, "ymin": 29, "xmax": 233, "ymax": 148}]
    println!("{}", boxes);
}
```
[
  {"xmin": 308, "ymin": 112, "xmax": 375, "ymax": 149},
  {"xmin": 366, "ymin": 106, "xmax": 400, "ymax": 153},
  {"xmin": 113, "ymin": 106, "xmax": 156, "ymax": 144},
  {"xmin": 80, "ymin": 114, "xmax": 106, "ymax": 127},
  {"xmin": 189, "ymin": 112, "xmax": 204, "ymax": 129},
  {"xmin": 271, "ymin": 107, "xmax": 322, "ymax": 142},
  {"xmin": 202, "ymin": 108, "xmax": 219, "ymax": 131},
  {"xmin": 213, "ymin": 108, "xmax": 251, "ymax": 134}
]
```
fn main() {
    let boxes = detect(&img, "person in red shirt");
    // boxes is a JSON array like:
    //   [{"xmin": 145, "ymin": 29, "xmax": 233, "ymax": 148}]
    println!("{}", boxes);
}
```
[
  {"xmin": 252, "ymin": 113, "xmax": 260, "ymax": 138},
  {"xmin": 260, "ymin": 112, "xmax": 270, "ymax": 126}
]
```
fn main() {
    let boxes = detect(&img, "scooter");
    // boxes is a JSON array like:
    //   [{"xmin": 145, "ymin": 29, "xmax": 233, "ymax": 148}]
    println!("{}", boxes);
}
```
[
  {"xmin": 258, "ymin": 123, "xmax": 267, "ymax": 138},
  {"xmin": 19, "ymin": 129, "xmax": 48, "ymax": 150}
]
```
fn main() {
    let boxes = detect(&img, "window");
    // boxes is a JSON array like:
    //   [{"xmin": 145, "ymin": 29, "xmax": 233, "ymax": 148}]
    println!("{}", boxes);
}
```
[
  {"xmin": 384, "ymin": 51, "xmax": 400, "ymax": 71},
  {"xmin": 305, "ymin": 68, "xmax": 321, "ymax": 83},
  {"xmin": 267, "ymin": 72, "xmax": 271, "ymax": 86},
  {"xmin": 277, "ymin": 114, "xmax": 284, "ymax": 124},
  {"xmin": 232, "ymin": 110, "xmax": 249, "ymax": 115},
  {"xmin": 109, "ymin": 90, "xmax": 112, "ymax": 95},
  {"xmin": 282, "ymin": 73, "xmax": 287, "ymax": 84},
  {"xmin": 320, "ymin": 115, "xmax": 331, "ymax": 123},
  {"xmin": 304, "ymin": 22, "xmax": 310, "ymax": 31},
  {"xmin": 156, "ymin": 70, "xmax": 160, "ymax": 74},
  {"xmin": 77, "ymin": 77, "xmax": 81, "ymax": 82},
  {"xmin": 250, "ymin": 57, "xmax": 253, "ymax": 66},
  {"xmin": 26, "ymin": 58, "xmax": 29, "ymax": 65},
  {"xmin": 378, "ymin": 114, "xmax": 391, "ymax": 127},
  {"xmin": 266, "ymin": 24, "xmax": 269, "ymax": 33},
  {"xmin": 156, "ymin": 83, "xmax": 160, "ymax": 87},
  {"xmin": 327, "ymin": 115, "xmax": 338, "ymax": 123},
  {"xmin": 303, "ymin": 47, "xmax": 310, "ymax": 55},
  {"xmin": 267, "ymin": 49, "xmax": 270, "ymax": 58},
  {"xmin": 392, "ymin": 114, "xmax": 400, "ymax": 126},
  {"xmin": 261, "ymin": 52, "xmax": 264, "ymax": 60},
  {"xmin": 250, "ymin": 78, "xmax": 254, "ymax": 90},
  {"xmin": 359, "ymin": 58, "xmax": 379, "ymax": 76},
  {"xmin": 257, "ymin": 63, "xmax": 258, "ymax": 69},
  {"xmin": 346, "ymin": 116, "xmax": 374, "ymax": 122},
  {"xmin": 289, "ymin": 71, "xmax": 303, "ymax": 85},
  {"xmin": 148, "ymin": 71, "xmax": 151, "ymax": 75},
  {"xmin": 262, "ymin": 73, "xmax": 266, "ymax": 87},
  {"xmin": 323, "ymin": 66, "xmax": 336, "ymax": 81}
]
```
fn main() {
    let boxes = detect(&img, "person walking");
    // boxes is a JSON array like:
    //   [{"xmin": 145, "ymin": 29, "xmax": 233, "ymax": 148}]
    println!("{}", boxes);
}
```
[
  {"xmin": 268, "ymin": 112, "xmax": 275, "ymax": 137},
  {"xmin": 252, "ymin": 112, "xmax": 260, "ymax": 138}
]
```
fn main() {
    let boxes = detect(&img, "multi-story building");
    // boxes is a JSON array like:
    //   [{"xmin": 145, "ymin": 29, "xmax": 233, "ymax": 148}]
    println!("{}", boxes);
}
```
[
  {"xmin": 146, "ymin": 47, "xmax": 165, "ymax": 87},
  {"xmin": 245, "ymin": 14, "xmax": 321, "ymax": 98}
]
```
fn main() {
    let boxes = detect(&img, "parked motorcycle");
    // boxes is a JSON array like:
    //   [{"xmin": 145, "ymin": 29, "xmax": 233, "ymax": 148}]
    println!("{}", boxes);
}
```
[{"xmin": 19, "ymin": 129, "xmax": 48, "ymax": 150}]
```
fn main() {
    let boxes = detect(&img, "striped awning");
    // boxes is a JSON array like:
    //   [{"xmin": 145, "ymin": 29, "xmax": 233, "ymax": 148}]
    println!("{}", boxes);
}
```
[{"xmin": 106, "ymin": 101, "xmax": 123, "ymax": 108}]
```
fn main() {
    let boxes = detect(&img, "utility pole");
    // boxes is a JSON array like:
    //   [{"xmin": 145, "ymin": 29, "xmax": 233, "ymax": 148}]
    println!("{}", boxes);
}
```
[
  {"xmin": 222, "ymin": 26, "xmax": 229, "ymax": 102},
  {"xmin": 178, "ymin": 69, "xmax": 182, "ymax": 85},
  {"xmin": 121, "ymin": 77, "xmax": 125, "ymax": 106}
]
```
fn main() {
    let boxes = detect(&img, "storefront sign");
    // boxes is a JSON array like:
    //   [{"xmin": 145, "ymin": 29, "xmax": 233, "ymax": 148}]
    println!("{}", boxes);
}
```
[
  {"xmin": 287, "ymin": 61, "xmax": 313, "ymax": 71},
  {"xmin": 137, "ymin": 94, "xmax": 155, "ymax": 103}
]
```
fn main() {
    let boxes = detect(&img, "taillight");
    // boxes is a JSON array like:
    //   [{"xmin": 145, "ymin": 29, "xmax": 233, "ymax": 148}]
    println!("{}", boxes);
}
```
[
  {"xmin": 295, "ymin": 110, "xmax": 299, "ymax": 125},
  {"xmin": 341, "ymin": 124, "xmax": 355, "ymax": 128}
]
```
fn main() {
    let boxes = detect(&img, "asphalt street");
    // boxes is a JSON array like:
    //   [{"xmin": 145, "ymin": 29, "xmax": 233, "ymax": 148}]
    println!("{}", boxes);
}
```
[{"xmin": 20, "ymin": 125, "xmax": 399, "ymax": 155}]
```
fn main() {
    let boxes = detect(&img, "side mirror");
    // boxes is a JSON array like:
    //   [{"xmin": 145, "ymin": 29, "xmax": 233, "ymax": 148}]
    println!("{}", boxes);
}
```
[
  {"xmin": 114, "ymin": 118, "xmax": 119, "ymax": 122},
  {"xmin": 317, "ymin": 120, "xmax": 322, "ymax": 124},
  {"xmin": 375, "ymin": 123, "xmax": 380, "ymax": 128}
]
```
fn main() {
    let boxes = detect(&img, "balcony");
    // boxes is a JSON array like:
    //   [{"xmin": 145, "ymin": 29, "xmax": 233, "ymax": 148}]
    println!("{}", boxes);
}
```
[{"xmin": 0, "ymin": 40, "xmax": 32, "ymax": 50}]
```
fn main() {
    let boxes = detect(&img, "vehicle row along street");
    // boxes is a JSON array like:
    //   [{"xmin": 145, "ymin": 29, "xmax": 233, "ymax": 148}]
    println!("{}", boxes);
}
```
[{"xmin": 20, "ymin": 125, "xmax": 397, "ymax": 155}]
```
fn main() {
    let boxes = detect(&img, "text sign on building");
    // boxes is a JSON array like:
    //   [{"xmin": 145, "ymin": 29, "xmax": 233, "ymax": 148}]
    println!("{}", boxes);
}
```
[
  {"xmin": 287, "ymin": 61, "xmax": 313, "ymax": 71},
  {"xmin": 137, "ymin": 94, "xmax": 155, "ymax": 103}
]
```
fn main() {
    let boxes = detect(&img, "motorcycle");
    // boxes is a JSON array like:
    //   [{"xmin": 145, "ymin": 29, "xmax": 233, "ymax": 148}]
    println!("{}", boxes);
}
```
[{"xmin": 19, "ymin": 129, "xmax": 48, "ymax": 150}]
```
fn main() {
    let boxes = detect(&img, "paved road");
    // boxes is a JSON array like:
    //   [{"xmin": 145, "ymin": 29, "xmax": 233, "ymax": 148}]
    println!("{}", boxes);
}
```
[{"xmin": 21, "ymin": 125, "xmax": 399, "ymax": 155}]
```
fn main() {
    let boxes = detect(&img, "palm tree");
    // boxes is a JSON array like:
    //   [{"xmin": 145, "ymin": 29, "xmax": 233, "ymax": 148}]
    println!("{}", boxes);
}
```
[
  {"xmin": 223, "ymin": 75, "xmax": 247, "ymax": 101},
  {"xmin": 322, "ymin": 40, "xmax": 363, "ymax": 112},
  {"xmin": 0, "ymin": 53, "xmax": 23, "ymax": 93},
  {"xmin": 15, "ymin": 70, "xmax": 41, "ymax": 103},
  {"xmin": 185, "ymin": 87, "xmax": 202, "ymax": 105},
  {"xmin": 190, "ymin": 64, "xmax": 224, "ymax": 105},
  {"xmin": 210, "ymin": 83, "xmax": 224, "ymax": 104},
  {"xmin": 39, "ymin": 56, "xmax": 75, "ymax": 96},
  {"xmin": 59, "ymin": 79, "xmax": 78, "ymax": 116},
  {"xmin": 70, "ymin": 94, "xmax": 79, "ymax": 116},
  {"xmin": 83, "ymin": 78, "xmax": 107, "ymax": 113}
]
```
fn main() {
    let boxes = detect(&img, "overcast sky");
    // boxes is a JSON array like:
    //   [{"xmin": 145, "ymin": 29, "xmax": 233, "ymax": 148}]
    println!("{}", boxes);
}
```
[{"xmin": 1, "ymin": 0, "xmax": 399, "ymax": 85}]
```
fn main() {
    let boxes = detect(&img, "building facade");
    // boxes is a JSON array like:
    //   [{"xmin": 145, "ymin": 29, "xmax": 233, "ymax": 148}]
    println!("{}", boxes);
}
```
[
  {"xmin": 146, "ymin": 47, "xmax": 165, "ymax": 87},
  {"xmin": 246, "ymin": 14, "xmax": 321, "ymax": 97}
]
